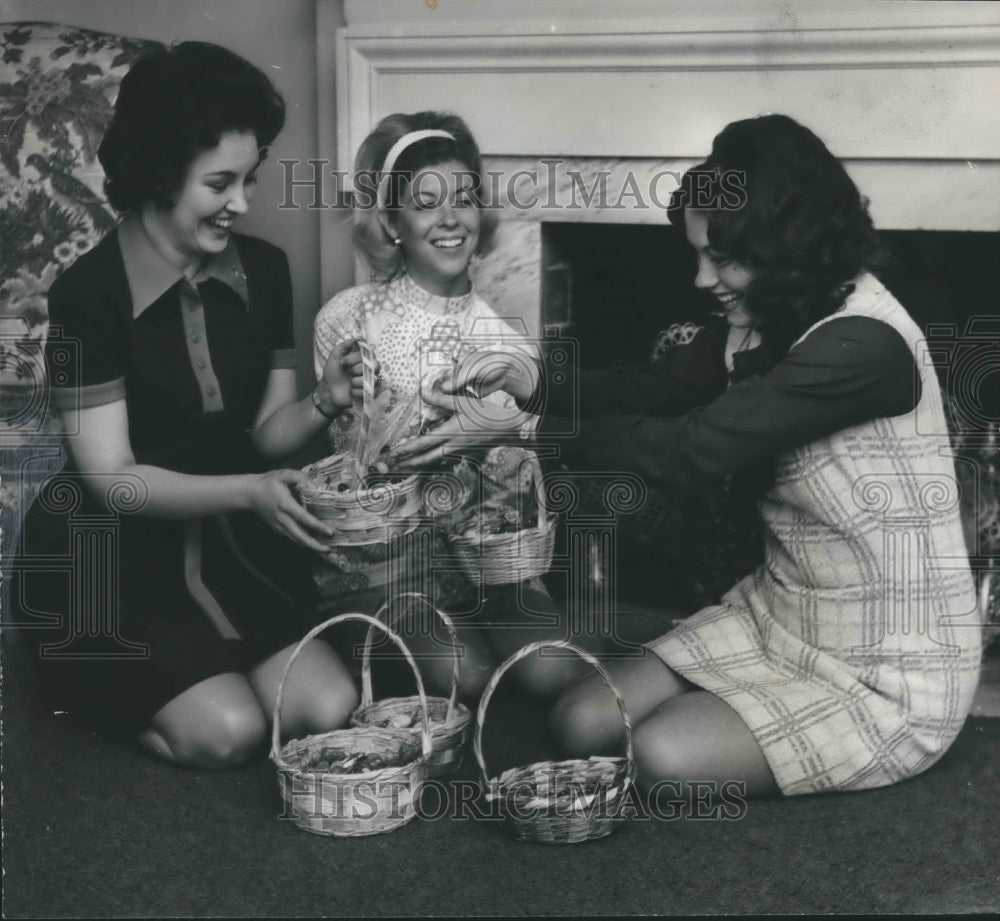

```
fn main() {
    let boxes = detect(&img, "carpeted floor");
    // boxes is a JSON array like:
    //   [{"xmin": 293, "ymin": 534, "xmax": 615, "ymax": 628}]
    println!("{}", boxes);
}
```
[{"xmin": 2, "ymin": 639, "xmax": 1000, "ymax": 919}]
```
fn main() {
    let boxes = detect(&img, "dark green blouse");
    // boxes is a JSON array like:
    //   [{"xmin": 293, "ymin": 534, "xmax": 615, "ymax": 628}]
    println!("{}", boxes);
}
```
[
  {"xmin": 537, "ymin": 310, "xmax": 921, "ymax": 489},
  {"xmin": 45, "ymin": 218, "xmax": 296, "ymax": 475}
]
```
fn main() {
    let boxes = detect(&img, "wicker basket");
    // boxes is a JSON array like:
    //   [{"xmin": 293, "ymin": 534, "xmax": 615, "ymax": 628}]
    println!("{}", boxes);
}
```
[
  {"xmin": 448, "ymin": 454, "xmax": 556, "ymax": 585},
  {"xmin": 474, "ymin": 640, "xmax": 636, "ymax": 844},
  {"xmin": 300, "ymin": 342, "xmax": 423, "ymax": 546},
  {"xmin": 298, "ymin": 453, "xmax": 423, "ymax": 546},
  {"xmin": 350, "ymin": 593, "xmax": 473, "ymax": 778},
  {"xmin": 270, "ymin": 612, "xmax": 433, "ymax": 837}
]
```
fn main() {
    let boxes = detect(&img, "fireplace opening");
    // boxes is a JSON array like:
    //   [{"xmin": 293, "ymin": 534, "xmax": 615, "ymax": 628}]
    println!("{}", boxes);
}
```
[
  {"xmin": 541, "ymin": 223, "xmax": 703, "ymax": 368},
  {"xmin": 541, "ymin": 223, "xmax": 1000, "ymax": 402}
]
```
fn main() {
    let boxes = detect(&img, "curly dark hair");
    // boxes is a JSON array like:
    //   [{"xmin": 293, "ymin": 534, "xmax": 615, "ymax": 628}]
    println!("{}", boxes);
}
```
[
  {"xmin": 98, "ymin": 41, "xmax": 285, "ymax": 213},
  {"xmin": 351, "ymin": 111, "xmax": 498, "ymax": 281},
  {"xmin": 668, "ymin": 114, "xmax": 885, "ymax": 356}
]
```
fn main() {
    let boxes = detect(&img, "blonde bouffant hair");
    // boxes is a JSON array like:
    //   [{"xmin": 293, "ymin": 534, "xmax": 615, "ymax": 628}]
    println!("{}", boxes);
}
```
[{"xmin": 351, "ymin": 111, "xmax": 498, "ymax": 282}]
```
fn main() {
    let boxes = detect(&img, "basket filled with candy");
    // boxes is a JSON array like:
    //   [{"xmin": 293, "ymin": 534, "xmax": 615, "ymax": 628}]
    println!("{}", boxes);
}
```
[
  {"xmin": 299, "ymin": 341, "xmax": 423, "ymax": 545},
  {"xmin": 447, "ymin": 449, "xmax": 556, "ymax": 585},
  {"xmin": 298, "ymin": 453, "xmax": 422, "ymax": 545},
  {"xmin": 350, "ymin": 592, "xmax": 473, "ymax": 778},
  {"xmin": 270, "ymin": 612, "xmax": 433, "ymax": 837}
]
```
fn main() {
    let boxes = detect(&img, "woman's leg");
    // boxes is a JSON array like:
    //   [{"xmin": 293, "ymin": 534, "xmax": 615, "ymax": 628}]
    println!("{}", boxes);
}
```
[
  {"xmin": 394, "ymin": 613, "xmax": 497, "ymax": 701},
  {"xmin": 631, "ymin": 691, "xmax": 778, "ymax": 797},
  {"xmin": 138, "ymin": 673, "xmax": 268, "ymax": 770},
  {"xmin": 479, "ymin": 581, "xmax": 606, "ymax": 698},
  {"xmin": 248, "ymin": 638, "xmax": 359, "ymax": 742},
  {"xmin": 551, "ymin": 650, "xmax": 692, "ymax": 756}
]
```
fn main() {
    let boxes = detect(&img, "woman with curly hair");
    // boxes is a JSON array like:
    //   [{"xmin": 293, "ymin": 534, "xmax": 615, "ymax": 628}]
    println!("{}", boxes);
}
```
[
  {"xmin": 12, "ymin": 42, "xmax": 363, "ymax": 768},
  {"xmin": 436, "ymin": 113, "xmax": 981, "ymax": 797}
]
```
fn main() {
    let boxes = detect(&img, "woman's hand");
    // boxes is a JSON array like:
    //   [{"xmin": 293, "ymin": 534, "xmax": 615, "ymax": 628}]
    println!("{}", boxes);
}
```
[
  {"xmin": 315, "ymin": 338, "xmax": 372, "ymax": 416},
  {"xmin": 388, "ymin": 385, "xmax": 526, "ymax": 469},
  {"xmin": 247, "ymin": 469, "xmax": 335, "ymax": 553},
  {"xmin": 441, "ymin": 350, "xmax": 540, "ymax": 404}
]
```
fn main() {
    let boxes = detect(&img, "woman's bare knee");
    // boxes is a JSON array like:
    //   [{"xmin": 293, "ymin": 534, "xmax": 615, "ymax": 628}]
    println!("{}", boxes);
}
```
[
  {"xmin": 404, "ymin": 627, "xmax": 495, "ymax": 700},
  {"xmin": 550, "ymin": 676, "xmax": 627, "ymax": 757},
  {"xmin": 449, "ymin": 644, "xmax": 494, "ymax": 700},
  {"xmin": 141, "ymin": 674, "xmax": 267, "ymax": 770},
  {"xmin": 295, "ymin": 668, "xmax": 359, "ymax": 736},
  {"xmin": 196, "ymin": 706, "xmax": 267, "ymax": 767},
  {"xmin": 631, "ymin": 692, "xmax": 778, "ymax": 797},
  {"xmin": 551, "ymin": 651, "xmax": 689, "ymax": 757},
  {"xmin": 507, "ymin": 649, "xmax": 591, "ymax": 699},
  {"xmin": 250, "ymin": 639, "xmax": 359, "ymax": 740},
  {"xmin": 319, "ymin": 672, "xmax": 360, "ymax": 725}
]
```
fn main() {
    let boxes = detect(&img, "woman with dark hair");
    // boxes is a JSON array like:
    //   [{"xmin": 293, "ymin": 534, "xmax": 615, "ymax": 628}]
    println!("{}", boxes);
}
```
[
  {"xmin": 13, "ymin": 42, "xmax": 362, "ymax": 768},
  {"xmin": 430, "ymin": 114, "xmax": 981, "ymax": 796}
]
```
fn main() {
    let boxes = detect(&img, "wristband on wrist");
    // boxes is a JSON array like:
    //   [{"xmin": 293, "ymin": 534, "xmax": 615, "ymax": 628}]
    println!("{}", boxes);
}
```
[{"xmin": 311, "ymin": 384, "xmax": 339, "ymax": 420}]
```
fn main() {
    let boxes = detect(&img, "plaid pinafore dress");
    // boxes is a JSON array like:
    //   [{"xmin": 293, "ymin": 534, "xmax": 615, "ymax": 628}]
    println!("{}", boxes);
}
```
[{"xmin": 652, "ymin": 273, "xmax": 981, "ymax": 795}]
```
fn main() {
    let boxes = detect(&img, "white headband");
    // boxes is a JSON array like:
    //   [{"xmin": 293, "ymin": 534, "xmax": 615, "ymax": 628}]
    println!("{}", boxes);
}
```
[{"xmin": 376, "ymin": 129, "xmax": 456, "ymax": 211}]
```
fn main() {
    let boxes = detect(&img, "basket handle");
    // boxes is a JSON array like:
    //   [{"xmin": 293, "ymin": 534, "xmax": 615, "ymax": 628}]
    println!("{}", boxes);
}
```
[
  {"xmin": 269, "ymin": 612, "xmax": 432, "ymax": 762},
  {"xmin": 363, "ymin": 592, "xmax": 462, "ymax": 722},
  {"xmin": 473, "ymin": 641, "xmax": 634, "ymax": 786},
  {"xmin": 354, "ymin": 340, "xmax": 378, "ymax": 471}
]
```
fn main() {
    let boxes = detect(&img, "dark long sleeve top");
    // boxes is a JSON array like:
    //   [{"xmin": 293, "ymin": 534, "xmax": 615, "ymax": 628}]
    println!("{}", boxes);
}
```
[{"xmin": 535, "ymin": 314, "xmax": 921, "ymax": 490}]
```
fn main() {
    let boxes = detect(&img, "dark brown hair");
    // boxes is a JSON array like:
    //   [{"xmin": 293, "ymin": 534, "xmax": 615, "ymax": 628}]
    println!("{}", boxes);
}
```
[
  {"xmin": 99, "ymin": 41, "xmax": 285, "ymax": 213},
  {"xmin": 668, "ymin": 114, "xmax": 884, "ymax": 355}
]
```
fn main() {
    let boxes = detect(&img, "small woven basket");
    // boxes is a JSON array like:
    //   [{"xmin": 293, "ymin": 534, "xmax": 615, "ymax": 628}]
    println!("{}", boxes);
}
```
[
  {"xmin": 270, "ymin": 612, "xmax": 433, "ymax": 837},
  {"xmin": 300, "ymin": 341, "xmax": 423, "ymax": 546},
  {"xmin": 350, "ymin": 592, "xmax": 473, "ymax": 778},
  {"xmin": 449, "ymin": 454, "xmax": 557, "ymax": 585},
  {"xmin": 474, "ymin": 641, "xmax": 636, "ymax": 844},
  {"xmin": 298, "ymin": 453, "xmax": 423, "ymax": 546}
]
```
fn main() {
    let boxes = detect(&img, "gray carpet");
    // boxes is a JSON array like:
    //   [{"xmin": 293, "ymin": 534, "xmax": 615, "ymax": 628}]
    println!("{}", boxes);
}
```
[{"xmin": 2, "ymin": 638, "xmax": 1000, "ymax": 918}]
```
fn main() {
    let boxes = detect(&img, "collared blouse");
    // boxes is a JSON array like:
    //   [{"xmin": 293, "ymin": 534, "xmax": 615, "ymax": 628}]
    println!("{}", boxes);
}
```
[{"xmin": 46, "ymin": 217, "xmax": 296, "ymax": 475}]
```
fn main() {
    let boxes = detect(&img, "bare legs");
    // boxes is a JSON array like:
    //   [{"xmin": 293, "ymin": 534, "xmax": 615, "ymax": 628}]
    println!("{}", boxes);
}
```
[
  {"xmin": 400, "ymin": 583, "xmax": 778, "ymax": 796},
  {"xmin": 137, "ymin": 638, "xmax": 358, "ymax": 770},
  {"xmin": 138, "ymin": 673, "xmax": 269, "ymax": 769},
  {"xmin": 382, "ymin": 582, "xmax": 605, "ymax": 702},
  {"xmin": 136, "ymin": 593, "xmax": 778, "ymax": 796},
  {"xmin": 478, "ymin": 582, "xmax": 603, "ymax": 697},
  {"xmin": 551, "ymin": 649, "xmax": 778, "ymax": 796}
]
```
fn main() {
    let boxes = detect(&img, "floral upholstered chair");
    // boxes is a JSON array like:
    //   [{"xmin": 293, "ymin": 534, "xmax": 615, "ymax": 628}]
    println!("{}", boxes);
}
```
[
  {"xmin": 0, "ymin": 22, "xmax": 164, "ymax": 615},
  {"xmin": 1, "ymin": 23, "xmax": 163, "ymax": 384}
]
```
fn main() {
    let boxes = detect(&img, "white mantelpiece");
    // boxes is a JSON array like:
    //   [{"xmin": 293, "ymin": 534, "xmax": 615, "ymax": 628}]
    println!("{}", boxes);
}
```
[
  {"xmin": 322, "ymin": 0, "xmax": 1000, "ymax": 213},
  {"xmin": 317, "ymin": 0, "xmax": 1000, "ymax": 329}
]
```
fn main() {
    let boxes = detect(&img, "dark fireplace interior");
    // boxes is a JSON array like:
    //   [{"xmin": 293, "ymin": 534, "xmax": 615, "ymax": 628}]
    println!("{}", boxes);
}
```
[{"xmin": 541, "ymin": 223, "xmax": 1000, "ymax": 391}]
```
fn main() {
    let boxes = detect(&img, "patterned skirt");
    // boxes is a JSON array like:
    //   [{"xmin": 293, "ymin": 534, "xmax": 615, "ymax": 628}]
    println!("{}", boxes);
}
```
[{"xmin": 651, "ymin": 571, "xmax": 981, "ymax": 796}]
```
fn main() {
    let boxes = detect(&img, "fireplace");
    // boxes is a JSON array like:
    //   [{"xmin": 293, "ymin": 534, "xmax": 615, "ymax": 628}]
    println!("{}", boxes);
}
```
[
  {"xmin": 320, "ymin": 0, "xmax": 1000, "ymax": 609},
  {"xmin": 321, "ymin": 0, "xmax": 1000, "ymax": 340}
]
